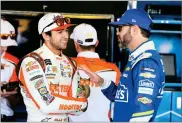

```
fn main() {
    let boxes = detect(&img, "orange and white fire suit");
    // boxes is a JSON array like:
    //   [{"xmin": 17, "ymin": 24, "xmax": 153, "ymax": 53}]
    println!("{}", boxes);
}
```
[
  {"xmin": 17, "ymin": 44, "xmax": 87, "ymax": 122},
  {"xmin": 1, "ymin": 52, "xmax": 19, "ymax": 117},
  {"xmin": 70, "ymin": 51, "xmax": 121, "ymax": 122}
]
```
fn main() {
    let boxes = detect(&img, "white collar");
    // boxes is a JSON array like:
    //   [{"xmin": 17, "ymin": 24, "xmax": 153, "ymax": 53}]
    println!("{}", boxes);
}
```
[
  {"xmin": 42, "ymin": 44, "xmax": 65, "ymax": 58},
  {"xmin": 77, "ymin": 51, "xmax": 100, "ymax": 58},
  {"xmin": 129, "ymin": 41, "xmax": 155, "ymax": 61},
  {"xmin": 42, "ymin": 43, "xmax": 64, "ymax": 58}
]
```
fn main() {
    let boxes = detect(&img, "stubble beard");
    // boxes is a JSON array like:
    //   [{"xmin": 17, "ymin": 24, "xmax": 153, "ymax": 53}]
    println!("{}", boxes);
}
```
[
  {"xmin": 121, "ymin": 29, "xmax": 132, "ymax": 48},
  {"xmin": 51, "ymin": 40, "xmax": 67, "ymax": 51}
]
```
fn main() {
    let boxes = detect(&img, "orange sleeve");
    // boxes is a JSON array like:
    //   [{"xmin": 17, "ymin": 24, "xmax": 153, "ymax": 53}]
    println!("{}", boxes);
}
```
[
  {"xmin": 74, "ymin": 57, "xmax": 122, "ymax": 86},
  {"xmin": 3, "ymin": 52, "xmax": 19, "ymax": 82},
  {"xmin": 104, "ymin": 62, "xmax": 121, "ymax": 86},
  {"xmin": 4, "ymin": 52, "xmax": 19, "ymax": 64},
  {"xmin": 9, "ymin": 68, "xmax": 19, "ymax": 82}
]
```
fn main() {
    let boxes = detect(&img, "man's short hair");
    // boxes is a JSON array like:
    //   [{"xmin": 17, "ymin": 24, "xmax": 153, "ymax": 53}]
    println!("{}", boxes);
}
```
[
  {"xmin": 139, "ymin": 27, "xmax": 150, "ymax": 38},
  {"xmin": 40, "ymin": 31, "xmax": 52, "ymax": 42},
  {"xmin": 79, "ymin": 44, "xmax": 96, "ymax": 51}
]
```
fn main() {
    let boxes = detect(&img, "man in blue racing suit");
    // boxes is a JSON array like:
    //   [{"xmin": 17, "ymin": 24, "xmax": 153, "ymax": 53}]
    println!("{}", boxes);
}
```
[{"xmin": 81, "ymin": 9, "xmax": 165, "ymax": 122}]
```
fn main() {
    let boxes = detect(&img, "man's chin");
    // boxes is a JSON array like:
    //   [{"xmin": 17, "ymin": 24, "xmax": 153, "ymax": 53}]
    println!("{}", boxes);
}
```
[{"xmin": 60, "ymin": 46, "xmax": 67, "ymax": 50}]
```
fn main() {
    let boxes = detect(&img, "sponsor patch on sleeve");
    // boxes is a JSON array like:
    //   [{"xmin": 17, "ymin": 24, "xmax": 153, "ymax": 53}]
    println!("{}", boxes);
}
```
[
  {"xmin": 37, "ymin": 86, "xmax": 55, "ymax": 105},
  {"xmin": 30, "ymin": 75, "xmax": 43, "ymax": 81},
  {"xmin": 115, "ymin": 84, "xmax": 128, "ymax": 102}
]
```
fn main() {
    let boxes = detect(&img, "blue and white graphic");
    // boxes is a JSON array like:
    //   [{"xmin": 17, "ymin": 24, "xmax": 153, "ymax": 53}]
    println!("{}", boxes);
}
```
[{"xmin": 115, "ymin": 84, "xmax": 128, "ymax": 102}]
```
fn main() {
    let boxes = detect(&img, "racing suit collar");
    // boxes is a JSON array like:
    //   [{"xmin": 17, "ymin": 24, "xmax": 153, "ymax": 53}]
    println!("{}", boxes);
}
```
[
  {"xmin": 77, "ymin": 51, "xmax": 100, "ymax": 58},
  {"xmin": 129, "ymin": 40, "xmax": 155, "ymax": 61}
]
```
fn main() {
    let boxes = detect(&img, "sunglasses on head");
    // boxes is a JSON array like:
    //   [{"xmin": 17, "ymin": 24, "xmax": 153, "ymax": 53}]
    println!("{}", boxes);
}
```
[
  {"xmin": 42, "ymin": 16, "xmax": 71, "ymax": 33},
  {"xmin": 0, "ymin": 34, "xmax": 16, "ymax": 40}
]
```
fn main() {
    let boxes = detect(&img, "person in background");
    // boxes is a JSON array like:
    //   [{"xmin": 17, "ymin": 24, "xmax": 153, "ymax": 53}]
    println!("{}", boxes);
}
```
[
  {"xmin": 16, "ymin": 13, "xmax": 88, "ymax": 122},
  {"xmin": 1, "ymin": 19, "xmax": 20, "ymax": 122},
  {"xmin": 80, "ymin": 9, "xmax": 165, "ymax": 122},
  {"xmin": 14, "ymin": 18, "xmax": 40, "ymax": 59},
  {"xmin": 69, "ymin": 23, "xmax": 121, "ymax": 122}
]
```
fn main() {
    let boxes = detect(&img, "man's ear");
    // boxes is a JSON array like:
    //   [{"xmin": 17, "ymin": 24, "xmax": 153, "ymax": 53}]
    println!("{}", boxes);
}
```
[
  {"xmin": 42, "ymin": 32, "xmax": 51, "ymax": 41},
  {"xmin": 74, "ymin": 41, "xmax": 79, "ymax": 50},
  {"xmin": 95, "ymin": 40, "xmax": 99, "ymax": 47},
  {"xmin": 131, "ymin": 25, "xmax": 139, "ymax": 36}
]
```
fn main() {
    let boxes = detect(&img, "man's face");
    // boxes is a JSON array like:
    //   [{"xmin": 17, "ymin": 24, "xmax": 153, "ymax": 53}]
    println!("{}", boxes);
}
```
[
  {"xmin": 0, "ymin": 46, "xmax": 8, "ymax": 55},
  {"xmin": 49, "ymin": 29, "xmax": 69, "ymax": 50},
  {"xmin": 116, "ymin": 25, "xmax": 132, "ymax": 48}
]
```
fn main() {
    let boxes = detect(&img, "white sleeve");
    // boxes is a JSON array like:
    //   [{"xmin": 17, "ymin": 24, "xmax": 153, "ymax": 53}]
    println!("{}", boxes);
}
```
[{"xmin": 19, "ymin": 57, "xmax": 87, "ymax": 114}]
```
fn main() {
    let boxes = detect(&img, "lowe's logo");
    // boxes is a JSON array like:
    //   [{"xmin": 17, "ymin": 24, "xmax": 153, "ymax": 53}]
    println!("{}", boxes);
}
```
[
  {"xmin": 115, "ymin": 84, "xmax": 128, "ymax": 103},
  {"xmin": 139, "ymin": 79, "xmax": 154, "ymax": 88}
]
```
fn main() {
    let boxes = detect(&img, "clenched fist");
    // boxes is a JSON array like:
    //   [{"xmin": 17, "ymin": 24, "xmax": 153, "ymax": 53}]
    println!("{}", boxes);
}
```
[
  {"xmin": 77, "ymin": 85, "xmax": 90, "ymax": 98},
  {"xmin": 79, "ymin": 65, "xmax": 104, "ymax": 86}
]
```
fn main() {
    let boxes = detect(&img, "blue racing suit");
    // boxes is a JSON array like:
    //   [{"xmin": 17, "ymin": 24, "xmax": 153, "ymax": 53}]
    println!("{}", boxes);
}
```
[{"xmin": 101, "ymin": 41, "xmax": 165, "ymax": 122}]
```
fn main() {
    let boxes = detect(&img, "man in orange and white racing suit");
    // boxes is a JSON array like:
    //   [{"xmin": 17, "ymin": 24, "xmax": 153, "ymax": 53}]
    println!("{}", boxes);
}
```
[
  {"xmin": 69, "ymin": 23, "xmax": 121, "ymax": 122},
  {"xmin": 16, "ymin": 13, "xmax": 88, "ymax": 122},
  {"xmin": 1, "ymin": 19, "xmax": 20, "ymax": 122}
]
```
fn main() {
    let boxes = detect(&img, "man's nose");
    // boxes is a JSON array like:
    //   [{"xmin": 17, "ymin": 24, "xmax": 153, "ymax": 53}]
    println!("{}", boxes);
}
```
[
  {"xmin": 116, "ymin": 28, "xmax": 119, "ymax": 35},
  {"xmin": 116, "ymin": 30, "xmax": 119, "ymax": 35}
]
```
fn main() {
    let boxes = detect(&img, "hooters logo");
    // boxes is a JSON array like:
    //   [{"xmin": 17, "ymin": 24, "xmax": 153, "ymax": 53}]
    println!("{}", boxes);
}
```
[
  {"xmin": 49, "ymin": 82, "xmax": 70, "ymax": 94},
  {"xmin": 59, "ymin": 104, "xmax": 82, "ymax": 110}
]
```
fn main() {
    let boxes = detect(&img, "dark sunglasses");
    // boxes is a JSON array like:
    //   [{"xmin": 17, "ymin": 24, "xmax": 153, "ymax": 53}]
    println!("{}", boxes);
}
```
[
  {"xmin": 0, "ymin": 34, "xmax": 16, "ymax": 40},
  {"xmin": 42, "ymin": 16, "xmax": 71, "ymax": 33},
  {"xmin": 118, "ymin": 23, "xmax": 133, "ymax": 31}
]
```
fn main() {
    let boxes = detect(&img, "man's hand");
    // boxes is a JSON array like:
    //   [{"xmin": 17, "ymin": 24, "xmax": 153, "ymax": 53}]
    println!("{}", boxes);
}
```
[
  {"xmin": 77, "ymin": 85, "xmax": 90, "ymax": 98},
  {"xmin": 0, "ymin": 81, "xmax": 8, "ymax": 86},
  {"xmin": 1, "ymin": 89, "xmax": 18, "ymax": 97},
  {"xmin": 79, "ymin": 65, "xmax": 104, "ymax": 86},
  {"xmin": 1, "ymin": 82, "xmax": 18, "ymax": 97}
]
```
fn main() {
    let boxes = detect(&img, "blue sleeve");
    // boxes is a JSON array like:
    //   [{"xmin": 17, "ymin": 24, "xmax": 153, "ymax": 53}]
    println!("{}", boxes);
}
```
[
  {"xmin": 130, "ymin": 59, "xmax": 163, "ymax": 121},
  {"xmin": 101, "ymin": 82, "xmax": 117, "ymax": 101}
]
